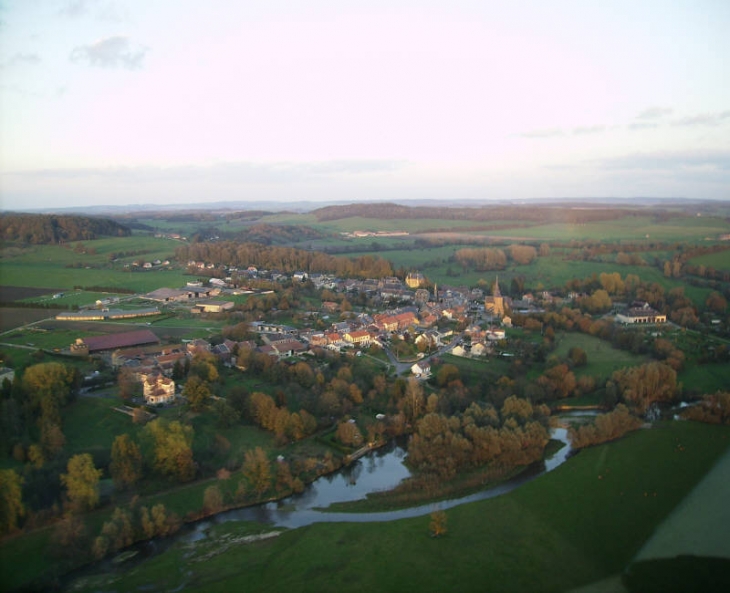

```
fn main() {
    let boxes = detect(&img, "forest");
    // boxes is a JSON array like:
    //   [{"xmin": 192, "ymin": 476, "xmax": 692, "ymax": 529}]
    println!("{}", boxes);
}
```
[{"xmin": 0, "ymin": 214, "xmax": 131, "ymax": 244}]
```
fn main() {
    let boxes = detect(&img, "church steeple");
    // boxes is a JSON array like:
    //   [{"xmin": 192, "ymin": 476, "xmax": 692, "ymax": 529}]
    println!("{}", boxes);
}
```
[{"xmin": 493, "ymin": 275, "xmax": 501, "ymax": 298}]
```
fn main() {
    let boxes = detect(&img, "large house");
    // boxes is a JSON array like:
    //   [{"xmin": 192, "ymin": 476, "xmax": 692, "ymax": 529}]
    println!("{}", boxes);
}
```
[
  {"xmin": 616, "ymin": 302, "xmax": 667, "ymax": 324},
  {"xmin": 344, "ymin": 330, "xmax": 372, "ymax": 347},
  {"xmin": 141, "ymin": 372, "xmax": 176, "ymax": 405}
]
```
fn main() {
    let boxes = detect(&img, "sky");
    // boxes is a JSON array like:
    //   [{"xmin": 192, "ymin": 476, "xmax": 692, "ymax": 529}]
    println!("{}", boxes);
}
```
[{"xmin": 1, "ymin": 0, "xmax": 729, "ymax": 210}]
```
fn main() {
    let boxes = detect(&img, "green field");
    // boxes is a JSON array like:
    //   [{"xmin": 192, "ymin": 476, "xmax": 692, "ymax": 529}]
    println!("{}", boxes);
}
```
[
  {"xmin": 58, "ymin": 420, "xmax": 730, "ymax": 593},
  {"xmin": 552, "ymin": 332, "xmax": 649, "ymax": 381},
  {"xmin": 688, "ymin": 249, "xmax": 730, "ymax": 271}
]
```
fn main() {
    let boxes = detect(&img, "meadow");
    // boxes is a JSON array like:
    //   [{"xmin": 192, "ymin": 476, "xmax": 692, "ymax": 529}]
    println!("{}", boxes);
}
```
[
  {"xmin": 60, "ymin": 420, "xmax": 730, "ymax": 593},
  {"xmin": 551, "ymin": 332, "xmax": 649, "ymax": 381}
]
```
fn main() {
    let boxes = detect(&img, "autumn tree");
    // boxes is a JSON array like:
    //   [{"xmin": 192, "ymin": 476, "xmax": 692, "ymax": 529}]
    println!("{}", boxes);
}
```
[
  {"xmin": 429, "ymin": 510, "xmax": 448, "ymax": 538},
  {"xmin": 117, "ymin": 366, "xmax": 142, "ymax": 400},
  {"xmin": 612, "ymin": 362, "xmax": 679, "ymax": 413},
  {"xmin": 537, "ymin": 364, "xmax": 577, "ymax": 400},
  {"xmin": 61, "ymin": 453, "xmax": 102, "ymax": 513},
  {"xmin": 110, "ymin": 433, "xmax": 143, "ymax": 490},
  {"xmin": 203, "ymin": 485, "xmax": 224, "ymax": 514},
  {"xmin": 143, "ymin": 419, "xmax": 196, "ymax": 482},
  {"xmin": 335, "ymin": 421, "xmax": 363, "ymax": 447},
  {"xmin": 0, "ymin": 469, "xmax": 24, "ymax": 534},
  {"xmin": 242, "ymin": 447, "xmax": 272, "ymax": 496},
  {"xmin": 183, "ymin": 375, "xmax": 213, "ymax": 412}
]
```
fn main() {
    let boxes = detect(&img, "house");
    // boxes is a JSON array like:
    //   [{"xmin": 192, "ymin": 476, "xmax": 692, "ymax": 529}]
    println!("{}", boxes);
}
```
[
  {"xmin": 471, "ymin": 342, "xmax": 491, "ymax": 356},
  {"xmin": 411, "ymin": 361, "xmax": 431, "ymax": 378},
  {"xmin": 486, "ymin": 327, "xmax": 506, "ymax": 341},
  {"xmin": 269, "ymin": 339, "xmax": 308, "ymax": 358},
  {"xmin": 141, "ymin": 372, "xmax": 176, "ymax": 405},
  {"xmin": 344, "ymin": 330, "xmax": 372, "ymax": 347},
  {"xmin": 616, "ymin": 302, "xmax": 667, "ymax": 324},
  {"xmin": 322, "ymin": 301, "xmax": 340, "ymax": 314},
  {"xmin": 415, "ymin": 331, "xmax": 440, "ymax": 349},
  {"xmin": 451, "ymin": 345, "xmax": 468, "ymax": 357}
]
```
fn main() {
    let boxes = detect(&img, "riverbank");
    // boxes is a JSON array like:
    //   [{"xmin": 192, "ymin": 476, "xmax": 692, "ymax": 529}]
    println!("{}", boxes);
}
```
[
  {"xmin": 62, "ymin": 420, "xmax": 730, "ymax": 593},
  {"xmin": 323, "ymin": 437, "xmax": 567, "ymax": 513}
]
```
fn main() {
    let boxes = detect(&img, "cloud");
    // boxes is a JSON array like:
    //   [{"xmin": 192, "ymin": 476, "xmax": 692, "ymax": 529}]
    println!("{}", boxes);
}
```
[
  {"xmin": 59, "ymin": 0, "xmax": 91, "ymax": 18},
  {"xmin": 70, "ymin": 36, "xmax": 147, "ymax": 69},
  {"xmin": 0, "ymin": 53, "xmax": 41, "ymax": 69},
  {"xmin": 672, "ymin": 111, "xmax": 730, "ymax": 127},
  {"xmin": 636, "ymin": 106, "xmax": 673, "ymax": 120},
  {"xmin": 519, "ymin": 128, "xmax": 564, "ymax": 139},
  {"xmin": 59, "ymin": 0, "xmax": 126, "ymax": 22},
  {"xmin": 572, "ymin": 125, "xmax": 605, "ymax": 135},
  {"xmin": 627, "ymin": 122, "xmax": 659, "ymax": 131},
  {"xmin": 3, "ymin": 160, "xmax": 407, "ymax": 185},
  {"xmin": 596, "ymin": 149, "xmax": 730, "ymax": 172}
]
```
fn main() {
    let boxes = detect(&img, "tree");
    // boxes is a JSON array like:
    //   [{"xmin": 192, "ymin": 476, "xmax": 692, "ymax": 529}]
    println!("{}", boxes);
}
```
[
  {"xmin": 22, "ymin": 362, "xmax": 78, "ymax": 413},
  {"xmin": 61, "ymin": 453, "xmax": 102, "ymax": 513},
  {"xmin": 118, "ymin": 367, "xmax": 142, "ymax": 400},
  {"xmin": 183, "ymin": 375, "xmax": 213, "ymax": 412},
  {"xmin": 403, "ymin": 377, "xmax": 425, "ymax": 422},
  {"xmin": 143, "ymin": 419, "xmax": 196, "ymax": 482},
  {"xmin": 242, "ymin": 447, "xmax": 271, "ymax": 496},
  {"xmin": 110, "ymin": 434, "xmax": 143, "ymax": 490},
  {"xmin": 568, "ymin": 347, "xmax": 588, "ymax": 367},
  {"xmin": 336, "ymin": 421, "xmax": 363, "ymax": 447},
  {"xmin": 212, "ymin": 399, "xmax": 241, "ymax": 428},
  {"xmin": 203, "ymin": 485, "xmax": 224, "ymax": 514},
  {"xmin": 429, "ymin": 510, "xmax": 448, "ymax": 537},
  {"xmin": 0, "ymin": 469, "xmax": 24, "ymax": 534},
  {"xmin": 436, "ymin": 364, "xmax": 460, "ymax": 388}
]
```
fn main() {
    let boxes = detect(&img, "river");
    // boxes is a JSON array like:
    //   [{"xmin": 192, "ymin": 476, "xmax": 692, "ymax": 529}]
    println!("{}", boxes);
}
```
[
  {"xmin": 63, "ymin": 425, "xmax": 575, "ymax": 589},
  {"xmin": 185, "ymin": 426, "xmax": 573, "ymax": 535}
]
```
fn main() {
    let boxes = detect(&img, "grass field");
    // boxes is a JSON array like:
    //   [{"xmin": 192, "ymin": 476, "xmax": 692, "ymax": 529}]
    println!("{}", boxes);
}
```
[
  {"xmin": 58, "ymin": 420, "xmax": 730, "ymax": 593},
  {"xmin": 552, "ymin": 332, "xmax": 648, "ymax": 381},
  {"xmin": 687, "ymin": 249, "xmax": 730, "ymax": 271}
]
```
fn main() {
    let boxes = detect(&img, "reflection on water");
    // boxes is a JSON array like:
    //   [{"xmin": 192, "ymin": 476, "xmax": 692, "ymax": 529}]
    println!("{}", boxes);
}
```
[
  {"xmin": 65, "ymin": 424, "xmax": 576, "ymax": 589},
  {"xmin": 189, "ymin": 425, "xmax": 573, "ymax": 533}
]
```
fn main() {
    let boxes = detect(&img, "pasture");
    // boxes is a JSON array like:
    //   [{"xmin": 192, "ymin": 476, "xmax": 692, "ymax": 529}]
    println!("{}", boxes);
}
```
[
  {"xmin": 552, "ymin": 332, "xmax": 648, "ymax": 381},
  {"xmin": 687, "ymin": 248, "xmax": 730, "ymax": 272},
  {"xmin": 61, "ymin": 420, "xmax": 730, "ymax": 593}
]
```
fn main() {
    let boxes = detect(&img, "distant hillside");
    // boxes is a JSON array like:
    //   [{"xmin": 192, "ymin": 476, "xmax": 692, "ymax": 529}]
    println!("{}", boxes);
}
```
[
  {"xmin": 312, "ymin": 202, "xmax": 658, "ymax": 224},
  {"xmin": 232, "ymin": 223, "xmax": 328, "ymax": 245},
  {"xmin": 0, "ymin": 213, "xmax": 131, "ymax": 244}
]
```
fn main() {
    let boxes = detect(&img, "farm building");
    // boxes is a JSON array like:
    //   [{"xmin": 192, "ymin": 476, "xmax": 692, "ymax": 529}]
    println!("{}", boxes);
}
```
[
  {"xmin": 71, "ymin": 329, "xmax": 160, "ymax": 355},
  {"xmin": 56, "ymin": 307, "xmax": 159, "ymax": 321},
  {"xmin": 192, "ymin": 300, "xmax": 235, "ymax": 314}
]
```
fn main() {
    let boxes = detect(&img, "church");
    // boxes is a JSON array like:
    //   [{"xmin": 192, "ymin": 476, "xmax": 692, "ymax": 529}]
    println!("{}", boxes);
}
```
[{"xmin": 484, "ymin": 277, "xmax": 505, "ymax": 318}]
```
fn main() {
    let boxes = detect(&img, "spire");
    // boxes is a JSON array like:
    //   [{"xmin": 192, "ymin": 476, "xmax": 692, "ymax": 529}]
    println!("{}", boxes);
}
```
[{"xmin": 493, "ymin": 275, "xmax": 501, "ymax": 298}]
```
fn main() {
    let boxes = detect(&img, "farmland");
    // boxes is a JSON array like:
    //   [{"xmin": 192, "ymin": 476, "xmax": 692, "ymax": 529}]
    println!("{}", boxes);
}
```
[{"xmin": 1, "ymin": 202, "xmax": 729, "ymax": 593}]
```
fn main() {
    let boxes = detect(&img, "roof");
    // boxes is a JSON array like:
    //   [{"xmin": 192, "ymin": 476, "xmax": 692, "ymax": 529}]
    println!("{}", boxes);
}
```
[{"xmin": 81, "ymin": 329, "xmax": 159, "ymax": 352}]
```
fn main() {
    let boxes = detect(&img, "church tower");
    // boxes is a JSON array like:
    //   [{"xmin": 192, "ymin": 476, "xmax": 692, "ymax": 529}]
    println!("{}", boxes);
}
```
[{"xmin": 485, "ymin": 276, "xmax": 505, "ymax": 318}]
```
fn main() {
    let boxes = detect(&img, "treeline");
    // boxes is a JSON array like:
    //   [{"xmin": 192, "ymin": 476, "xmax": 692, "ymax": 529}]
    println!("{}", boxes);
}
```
[
  {"xmin": 682, "ymin": 392, "xmax": 730, "ymax": 425},
  {"xmin": 0, "ymin": 213, "xmax": 131, "ymax": 244},
  {"xmin": 312, "ymin": 202, "xmax": 644, "ymax": 224},
  {"xmin": 408, "ymin": 396, "xmax": 551, "ymax": 480},
  {"xmin": 568, "ymin": 404, "xmax": 643, "ymax": 449},
  {"xmin": 176, "ymin": 241, "xmax": 394, "ymax": 278},
  {"xmin": 453, "ymin": 244, "xmax": 543, "ymax": 271}
]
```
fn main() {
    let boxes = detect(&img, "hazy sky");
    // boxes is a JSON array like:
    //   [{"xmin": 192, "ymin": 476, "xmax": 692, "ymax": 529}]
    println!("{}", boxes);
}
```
[{"xmin": 1, "ymin": 0, "xmax": 729, "ymax": 210}]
